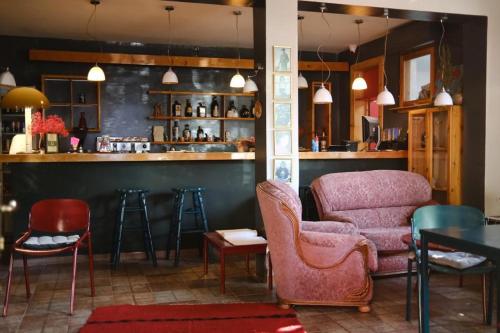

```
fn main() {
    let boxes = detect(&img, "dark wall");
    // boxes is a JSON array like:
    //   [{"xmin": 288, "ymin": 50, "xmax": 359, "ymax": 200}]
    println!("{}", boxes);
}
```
[{"xmin": 0, "ymin": 35, "xmax": 255, "ymax": 152}]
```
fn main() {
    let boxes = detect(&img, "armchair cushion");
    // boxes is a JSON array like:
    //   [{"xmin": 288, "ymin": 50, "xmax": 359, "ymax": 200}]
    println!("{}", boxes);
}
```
[
  {"xmin": 359, "ymin": 227, "xmax": 410, "ymax": 252},
  {"xmin": 301, "ymin": 221, "xmax": 359, "ymax": 235},
  {"xmin": 299, "ymin": 231, "xmax": 377, "ymax": 272}
]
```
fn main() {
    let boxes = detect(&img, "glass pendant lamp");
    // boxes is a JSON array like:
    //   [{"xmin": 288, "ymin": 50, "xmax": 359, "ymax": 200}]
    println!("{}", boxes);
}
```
[
  {"xmin": 0, "ymin": 67, "xmax": 16, "ymax": 86},
  {"xmin": 297, "ymin": 15, "xmax": 308, "ymax": 89},
  {"xmin": 162, "ymin": 6, "xmax": 178, "ymax": 84},
  {"xmin": 376, "ymin": 10, "xmax": 395, "ymax": 106},
  {"xmin": 87, "ymin": 0, "xmax": 105, "ymax": 82},
  {"xmin": 351, "ymin": 19, "xmax": 367, "ymax": 90},
  {"xmin": 434, "ymin": 18, "xmax": 453, "ymax": 106},
  {"xmin": 230, "ymin": 11, "xmax": 245, "ymax": 88},
  {"xmin": 313, "ymin": 5, "xmax": 332, "ymax": 104}
]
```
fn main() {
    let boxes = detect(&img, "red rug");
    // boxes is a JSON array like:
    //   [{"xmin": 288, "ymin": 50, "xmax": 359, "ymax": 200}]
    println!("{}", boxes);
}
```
[{"xmin": 80, "ymin": 303, "xmax": 305, "ymax": 333}]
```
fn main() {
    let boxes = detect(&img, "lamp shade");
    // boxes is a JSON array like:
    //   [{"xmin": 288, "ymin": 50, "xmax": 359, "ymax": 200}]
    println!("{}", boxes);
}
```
[
  {"xmin": 313, "ymin": 83, "xmax": 332, "ymax": 104},
  {"xmin": 434, "ymin": 87, "xmax": 453, "ymax": 106},
  {"xmin": 352, "ymin": 75, "xmax": 367, "ymax": 90},
  {"xmin": 376, "ymin": 86, "xmax": 395, "ymax": 106},
  {"xmin": 1, "ymin": 87, "xmax": 50, "ymax": 109},
  {"xmin": 243, "ymin": 77, "xmax": 258, "ymax": 93},
  {"xmin": 0, "ymin": 68, "xmax": 16, "ymax": 86},
  {"xmin": 230, "ymin": 71, "xmax": 245, "ymax": 88},
  {"xmin": 162, "ymin": 67, "xmax": 179, "ymax": 84},
  {"xmin": 87, "ymin": 64, "xmax": 106, "ymax": 81},
  {"xmin": 298, "ymin": 72, "xmax": 308, "ymax": 89}
]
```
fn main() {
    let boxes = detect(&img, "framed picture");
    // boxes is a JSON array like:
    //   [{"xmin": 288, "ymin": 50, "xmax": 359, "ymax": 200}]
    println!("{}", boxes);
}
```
[
  {"xmin": 274, "ymin": 103, "xmax": 291, "ymax": 128},
  {"xmin": 273, "ymin": 74, "xmax": 291, "ymax": 100},
  {"xmin": 273, "ymin": 46, "xmax": 291, "ymax": 72},
  {"xmin": 274, "ymin": 130, "xmax": 292, "ymax": 156},
  {"xmin": 274, "ymin": 159, "xmax": 292, "ymax": 183}
]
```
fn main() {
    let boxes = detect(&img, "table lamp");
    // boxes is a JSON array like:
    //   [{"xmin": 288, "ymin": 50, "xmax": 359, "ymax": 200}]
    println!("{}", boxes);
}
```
[{"xmin": 1, "ymin": 87, "xmax": 50, "ymax": 153}]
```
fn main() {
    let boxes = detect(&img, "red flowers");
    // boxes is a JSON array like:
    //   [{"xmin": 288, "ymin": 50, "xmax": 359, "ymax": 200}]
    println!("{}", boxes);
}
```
[{"xmin": 31, "ymin": 112, "xmax": 69, "ymax": 137}]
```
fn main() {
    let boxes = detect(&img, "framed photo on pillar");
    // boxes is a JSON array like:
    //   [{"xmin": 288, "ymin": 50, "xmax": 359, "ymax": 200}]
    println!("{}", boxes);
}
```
[
  {"xmin": 274, "ymin": 130, "xmax": 292, "ymax": 156},
  {"xmin": 273, "ymin": 46, "xmax": 292, "ymax": 72},
  {"xmin": 273, "ymin": 74, "xmax": 291, "ymax": 100},
  {"xmin": 273, "ymin": 158, "xmax": 292, "ymax": 183},
  {"xmin": 273, "ymin": 103, "xmax": 291, "ymax": 128}
]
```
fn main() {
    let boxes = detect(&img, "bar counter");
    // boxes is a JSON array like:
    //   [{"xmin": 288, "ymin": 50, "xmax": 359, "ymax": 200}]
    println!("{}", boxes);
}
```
[{"xmin": 0, "ymin": 150, "xmax": 406, "ymax": 163}]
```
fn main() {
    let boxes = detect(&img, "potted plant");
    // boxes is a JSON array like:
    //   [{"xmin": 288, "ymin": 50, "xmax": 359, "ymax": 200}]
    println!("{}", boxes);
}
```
[{"xmin": 31, "ymin": 112, "xmax": 69, "ymax": 153}]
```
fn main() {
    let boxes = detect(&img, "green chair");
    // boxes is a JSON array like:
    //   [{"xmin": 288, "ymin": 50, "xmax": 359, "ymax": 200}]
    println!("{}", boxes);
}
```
[{"xmin": 405, "ymin": 205, "xmax": 494, "ymax": 324}]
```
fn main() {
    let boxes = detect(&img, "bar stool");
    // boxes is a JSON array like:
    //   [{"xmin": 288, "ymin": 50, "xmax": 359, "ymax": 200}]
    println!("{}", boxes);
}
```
[
  {"xmin": 111, "ymin": 189, "xmax": 157, "ymax": 268},
  {"xmin": 167, "ymin": 187, "xmax": 209, "ymax": 266}
]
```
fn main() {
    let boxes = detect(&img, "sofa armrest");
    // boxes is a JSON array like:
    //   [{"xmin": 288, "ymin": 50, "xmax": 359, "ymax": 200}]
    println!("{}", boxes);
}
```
[
  {"xmin": 301, "ymin": 221, "xmax": 359, "ymax": 235},
  {"xmin": 298, "ymin": 231, "xmax": 377, "ymax": 272}
]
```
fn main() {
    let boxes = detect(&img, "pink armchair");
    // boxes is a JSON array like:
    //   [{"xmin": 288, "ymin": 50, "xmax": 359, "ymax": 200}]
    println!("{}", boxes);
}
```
[{"xmin": 256, "ymin": 180, "xmax": 377, "ymax": 312}]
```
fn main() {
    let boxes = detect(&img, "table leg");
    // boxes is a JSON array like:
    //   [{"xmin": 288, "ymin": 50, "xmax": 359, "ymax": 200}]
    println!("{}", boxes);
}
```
[
  {"xmin": 419, "ymin": 232, "xmax": 430, "ymax": 333},
  {"xmin": 268, "ymin": 253, "xmax": 273, "ymax": 290},
  {"xmin": 220, "ymin": 249, "xmax": 225, "ymax": 294},
  {"xmin": 496, "ymin": 263, "xmax": 500, "ymax": 332},
  {"xmin": 203, "ymin": 236, "xmax": 208, "ymax": 276}
]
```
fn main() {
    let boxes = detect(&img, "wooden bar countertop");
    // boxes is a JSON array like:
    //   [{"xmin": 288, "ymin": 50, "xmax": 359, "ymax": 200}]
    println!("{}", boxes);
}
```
[{"xmin": 0, "ymin": 150, "xmax": 407, "ymax": 163}]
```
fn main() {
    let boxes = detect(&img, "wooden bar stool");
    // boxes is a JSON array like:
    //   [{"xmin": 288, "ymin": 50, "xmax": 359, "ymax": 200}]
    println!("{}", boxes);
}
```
[
  {"xmin": 111, "ymin": 189, "xmax": 157, "ymax": 268},
  {"xmin": 167, "ymin": 187, "xmax": 209, "ymax": 266}
]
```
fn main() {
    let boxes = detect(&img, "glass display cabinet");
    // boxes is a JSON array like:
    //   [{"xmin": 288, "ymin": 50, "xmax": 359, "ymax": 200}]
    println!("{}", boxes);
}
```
[{"xmin": 408, "ymin": 105, "xmax": 462, "ymax": 204}]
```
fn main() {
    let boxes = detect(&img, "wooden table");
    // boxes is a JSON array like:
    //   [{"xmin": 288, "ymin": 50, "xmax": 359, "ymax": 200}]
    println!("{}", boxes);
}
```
[
  {"xmin": 420, "ymin": 226, "xmax": 500, "ymax": 333},
  {"xmin": 203, "ymin": 232, "xmax": 272, "ymax": 294}
]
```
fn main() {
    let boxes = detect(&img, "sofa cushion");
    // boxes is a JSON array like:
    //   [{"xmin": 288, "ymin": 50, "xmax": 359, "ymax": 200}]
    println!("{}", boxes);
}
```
[
  {"xmin": 325, "ymin": 206, "xmax": 416, "ymax": 229},
  {"xmin": 359, "ymin": 226, "xmax": 410, "ymax": 252},
  {"xmin": 311, "ymin": 170, "xmax": 431, "ymax": 219}
]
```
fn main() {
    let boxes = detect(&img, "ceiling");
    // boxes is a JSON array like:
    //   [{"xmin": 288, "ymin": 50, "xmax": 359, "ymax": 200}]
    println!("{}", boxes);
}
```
[{"xmin": 0, "ymin": 0, "xmax": 409, "ymax": 53}]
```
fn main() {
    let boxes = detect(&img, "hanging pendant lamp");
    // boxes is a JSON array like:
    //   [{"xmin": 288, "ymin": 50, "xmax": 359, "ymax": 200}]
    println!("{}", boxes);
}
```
[
  {"xmin": 298, "ymin": 15, "xmax": 308, "ymax": 89},
  {"xmin": 230, "ymin": 11, "xmax": 245, "ymax": 88},
  {"xmin": 313, "ymin": 4, "xmax": 332, "ymax": 104},
  {"xmin": 351, "ymin": 19, "xmax": 367, "ymax": 91},
  {"xmin": 243, "ymin": 77, "xmax": 258, "ymax": 93},
  {"xmin": 86, "ymin": 0, "xmax": 105, "ymax": 82},
  {"xmin": 162, "ymin": 6, "xmax": 178, "ymax": 84},
  {"xmin": 434, "ymin": 17, "xmax": 453, "ymax": 106},
  {"xmin": 376, "ymin": 10, "xmax": 395, "ymax": 106},
  {"xmin": 0, "ymin": 67, "xmax": 16, "ymax": 86}
]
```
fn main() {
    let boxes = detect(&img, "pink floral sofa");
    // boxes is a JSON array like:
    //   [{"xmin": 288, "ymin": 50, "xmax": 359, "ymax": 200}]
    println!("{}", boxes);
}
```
[
  {"xmin": 257, "ymin": 180, "xmax": 378, "ymax": 311},
  {"xmin": 311, "ymin": 170, "xmax": 432, "ymax": 275}
]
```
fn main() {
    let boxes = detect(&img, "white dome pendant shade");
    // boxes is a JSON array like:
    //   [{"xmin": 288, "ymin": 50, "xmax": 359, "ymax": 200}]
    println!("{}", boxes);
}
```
[
  {"xmin": 162, "ymin": 67, "xmax": 179, "ymax": 84},
  {"xmin": 313, "ymin": 83, "xmax": 332, "ymax": 104},
  {"xmin": 0, "ymin": 67, "xmax": 16, "ymax": 86},
  {"xmin": 352, "ymin": 75, "xmax": 367, "ymax": 90},
  {"xmin": 434, "ymin": 87, "xmax": 453, "ymax": 106},
  {"xmin": 230, "ymin": 70, "xmax": 245, "ymax": 88},
  {"xmin": 298, "ymin": 72, "xmax": 308, "ymax": 89},
  {"xmin": 87, "ymin": 64, "xmax": 106, "ymax": 81},
  {"xmin": 376, "ymin": 86, "xmax": 395, "ymax": 106},
  {"xmin": 243, "ymin": 77, "xmax": 258, "ymax": 93}
]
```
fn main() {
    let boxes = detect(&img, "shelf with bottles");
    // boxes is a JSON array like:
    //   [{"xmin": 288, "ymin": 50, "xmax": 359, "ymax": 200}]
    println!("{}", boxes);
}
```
[
  {"xmin": 152, "ymin": 141, "xmax": 231, "ymax": 145},
  {"xmin": 148, "ymin": 116, "xmax": 255, "ymax": 121}
]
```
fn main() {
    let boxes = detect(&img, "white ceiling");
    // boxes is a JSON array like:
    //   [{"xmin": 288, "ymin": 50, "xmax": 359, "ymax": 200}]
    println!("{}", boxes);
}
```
[{"xmin": 0, "ymin": 0, "xmax": 409, "ymax": 53}]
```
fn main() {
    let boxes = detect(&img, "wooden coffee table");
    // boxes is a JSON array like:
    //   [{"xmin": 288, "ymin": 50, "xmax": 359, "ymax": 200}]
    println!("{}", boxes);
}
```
[{"xmin": 203, "ymin": 232, "xmax": 272, "ymax": 294}]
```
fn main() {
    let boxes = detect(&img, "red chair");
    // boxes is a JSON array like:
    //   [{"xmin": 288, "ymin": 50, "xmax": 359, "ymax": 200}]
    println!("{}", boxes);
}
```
[{"xmin": 2, "ymin": 199, "xmax": 95, "ymax": 316}]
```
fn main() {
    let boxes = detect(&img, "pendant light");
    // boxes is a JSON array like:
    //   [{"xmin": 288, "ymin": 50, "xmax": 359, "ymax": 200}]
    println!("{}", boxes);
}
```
[
  {"xmin": 434, "ymin": 17, "xmax": 453, "ymax": 106},
  {"xmin": 376, "ymin": 10, "xmax": 395, "ymax": 106},
  {"xmin": 162, "ymin": 6, "xmax": 178, "ymax": 84},
  {"xmin": 243, "ymin": 76, "xmax": 258, "ymax": 93},
  {"xmin": 313, "ymin": 4, "xmax": 332, "ymax": 104},
  {"xmin": 351, "ymin": 19, "xmax": 367, "ymax": 90},
  {"xmin": 297, "ymin": 15, "xmax": 308, "ymax": 89},
  {"xmin": 86, "ymin": 0, "xmax": 105, "ymax": 82},
  {"xmin": 0, "ymin": 67, "xmax": 16, "ymax": 86},
  {"xmin": 230, "ymin": 11, "xmax": 245, "ymax": 88}
]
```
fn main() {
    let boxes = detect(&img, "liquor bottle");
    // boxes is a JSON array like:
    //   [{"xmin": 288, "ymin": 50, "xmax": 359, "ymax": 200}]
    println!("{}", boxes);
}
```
[
  {"xmin": 183, "ymin": 124, "xmax": 191, "ymax": 141},
  {"xmin": 173, "ymin": 100, "xmax": 182, "ymax": 117},
  {"xmin": 196, "ymin": 126, "xmax": 204, "ymax": 141},
  {"xmin": 185, "ymin": 99, "xmax": 193, "ymax": 117},
  {"xmin": 172, "ymin": 121, "xmax": 180, "ymax": 142},
  {"xmin": 320, "ymin": 130, "xmax": 327, "ymax": 152},
  {"xmin": 197, "ymin": 102, "xmax": 206, "ymax": 117},
  {"xmin": 210, "ymin": 96, "xmax": 219, "ymax": 117},
  {"xmin": 78, "ymin": 112, "xmax": 88, "ymax": 130},
  {"xmin": 240, "ymin": 105, "xmax": 250, "ymax": 118}
]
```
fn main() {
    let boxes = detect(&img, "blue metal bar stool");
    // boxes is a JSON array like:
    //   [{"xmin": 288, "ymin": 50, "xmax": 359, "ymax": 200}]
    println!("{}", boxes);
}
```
[
  {"xmin": 167, "ymin": 187, "xmax": 209, "ymax": 266},
  {"xmin": 111, "ymin": 189, "xmax": 157, "ymax": 268}
]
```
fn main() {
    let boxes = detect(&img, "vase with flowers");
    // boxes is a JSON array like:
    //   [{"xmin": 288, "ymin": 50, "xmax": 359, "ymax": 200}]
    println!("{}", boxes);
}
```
[{"xmin": 31, "ymin": 112, "xmax": 69, "ymax": 153}]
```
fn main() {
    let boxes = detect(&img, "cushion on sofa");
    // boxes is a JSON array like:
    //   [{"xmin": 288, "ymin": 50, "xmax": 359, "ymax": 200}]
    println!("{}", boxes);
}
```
[
  {"xmin": 359, "ymin": 226, "xmax": 410, "ymax": 252},
  {"xmin": 324, "ymin": 206, "xmax": 416, "ymax": 229}
]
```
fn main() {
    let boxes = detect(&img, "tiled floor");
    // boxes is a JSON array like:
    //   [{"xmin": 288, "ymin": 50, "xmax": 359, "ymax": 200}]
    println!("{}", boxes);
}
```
[{"xmin": 0, "ymin": 253, "xmax": 496, "ymax": 333}]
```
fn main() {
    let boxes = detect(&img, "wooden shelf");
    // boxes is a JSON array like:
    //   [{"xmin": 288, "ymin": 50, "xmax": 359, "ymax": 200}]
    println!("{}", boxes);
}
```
[
  {"xmin": 51, "ymin": 103, "xmax": 71, "ymax": 107},
  {"xmin": 148, "ymin": 90, "xmax": 255, "ymax": 97},
  {"xmin": 1, "ymin": 113, "xmax": 25, "ymax": 118},
  {"xmin": 148, "ymin": 116, "xmax": 255, "ymax": 121},
  {"xmin": 73, "ymin": 103, "xmax": 98, "ymax": 107},
  {"xmin": 152, "ymin": 141, "xmax": 233, "ymax": 145},
  {"xmin": 432, "ymin": 147, "xmax": 448, "ymax": 151},
  {"xmin": 390, "ymin": 103, "xmax": 433, "ymax": 113}
]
